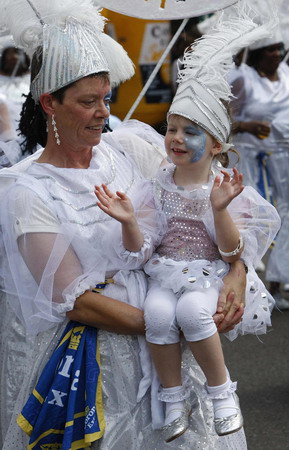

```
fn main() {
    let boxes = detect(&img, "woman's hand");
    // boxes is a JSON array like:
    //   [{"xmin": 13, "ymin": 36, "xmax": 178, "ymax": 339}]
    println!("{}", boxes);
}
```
[
  {"xmin": 210, "ymin": 168, "xmax": 244, "ymax": 212},
  {"xmin": 240, "ymin": 120, "xmax": 271, "ymax": 139},
  {"xmin": 213, "ymin": 260, "xmax": 246, "ymax": 333},
  {"xmin": 95, "ymin": 184, "xmax": 135, "ymax": 224}
]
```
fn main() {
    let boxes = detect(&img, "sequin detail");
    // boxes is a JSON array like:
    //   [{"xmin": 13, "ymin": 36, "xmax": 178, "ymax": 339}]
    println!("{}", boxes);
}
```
[{"xmin": 154, "ymin": 184, "xmax": 219, "ymax": 262}]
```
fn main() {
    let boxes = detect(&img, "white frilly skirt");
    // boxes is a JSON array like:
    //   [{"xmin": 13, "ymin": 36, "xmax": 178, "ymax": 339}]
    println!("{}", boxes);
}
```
[{"xmin": 144, "ymin": 255, "xmax": 275, "ymax": 342}]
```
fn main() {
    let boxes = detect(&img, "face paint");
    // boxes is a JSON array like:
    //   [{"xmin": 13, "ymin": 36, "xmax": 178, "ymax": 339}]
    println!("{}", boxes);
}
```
[
  {"xmin": 184, "ymin": 126, "xmax": 207, "ymax": 162},
  {"xmin": 103, "ymin": 91, "xmax": 112, "ymax": 130}
]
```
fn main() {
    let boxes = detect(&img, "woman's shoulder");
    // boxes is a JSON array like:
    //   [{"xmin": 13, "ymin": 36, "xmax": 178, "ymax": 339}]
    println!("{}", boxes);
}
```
[
  {"xmin": 105, "ymin": 120, "xmax": 166, "ymax": 179},
  {"xmin": 0, "ymin": 151, "xmax": 53, "ymax": 208}
]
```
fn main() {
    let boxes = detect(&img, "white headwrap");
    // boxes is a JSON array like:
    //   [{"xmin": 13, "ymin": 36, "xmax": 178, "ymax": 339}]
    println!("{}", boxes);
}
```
[
  {"xmin": 248, "ymin": 0, "xmax": 284, "ymax": 50},
  {"xmin": 168, "ymin": 0, "xmax": 278, "ymax": 145},
  {"xmin": 0, "ymin": 0, "xmax": 135, "ymax": 103}
]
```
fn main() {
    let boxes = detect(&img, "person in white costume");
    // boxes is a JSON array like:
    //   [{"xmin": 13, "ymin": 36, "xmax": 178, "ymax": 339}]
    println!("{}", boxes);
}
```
[
  {"xmin": 94, "ymin": 5, "xmax": 280, "ymax": 443},
  {"xmin": 0, "ymin": 46, "xmax": 30, "ymax": 162},
  {"xmin": 230, "ymin": 30, "xmax": 289, "ymax": 309},
  {"xmin": 0, "ymin": 1, "xmax": 262, "ymax": 449},
  {"xmin": 0, "ymin": 46, "xmax": 30, "ymax": 133}
]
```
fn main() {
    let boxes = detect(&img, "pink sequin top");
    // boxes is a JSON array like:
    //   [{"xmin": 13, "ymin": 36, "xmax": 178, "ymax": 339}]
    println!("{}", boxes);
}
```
[{"xmin": 154, "ymin": 166, "xmax": 220, "ymax": 262}]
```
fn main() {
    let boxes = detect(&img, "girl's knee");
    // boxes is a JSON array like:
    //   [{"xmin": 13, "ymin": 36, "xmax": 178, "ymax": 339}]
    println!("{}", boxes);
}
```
[
  {"xmin": 144, "ymin": 289, "xmax": 179, "ymax": 343},
  {"xmin": 176, "ymin": 291, "xmax": 216, "ymax": 341},
  {"xmin": 145, "ymin": 308, "xmax": 178, "ymax": 343}
]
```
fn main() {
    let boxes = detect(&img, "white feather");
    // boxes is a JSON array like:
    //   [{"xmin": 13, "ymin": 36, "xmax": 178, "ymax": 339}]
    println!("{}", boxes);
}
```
[
  {"xmin": 0, "ymin": 0, "xmax": 105, "ymax": 52},
  {"xmin": 178, "ymin": 0, "xmax": 279, "ymax": 101},
  {"xmin": 99, "ymin": 33, "xmax": 135, "ymax": 85}
]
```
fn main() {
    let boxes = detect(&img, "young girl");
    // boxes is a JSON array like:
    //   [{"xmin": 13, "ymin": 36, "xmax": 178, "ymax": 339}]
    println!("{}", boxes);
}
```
[
  {"xmin": 95, "ymin": 115, "xmax": 279, "ymax": 440},
  {"xmin": 95, "ymin": 4, "xmax": 280, "ymax": 443}
]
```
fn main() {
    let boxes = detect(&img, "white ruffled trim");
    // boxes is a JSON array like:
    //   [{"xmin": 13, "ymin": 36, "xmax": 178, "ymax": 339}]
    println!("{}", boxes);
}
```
[
  {"xmin": 203, "ymin": 381, "xmax": 237, "ymax": 401},
  {"xmin": 158, "ymin": 378, "xmax": 191, "ymax": 403},
  {"xmin": 118, "ymin": 232, "xmax": 152, "ymax": 260},
  {"xmin": 58, "ymin": 275, "xmax": 103, "ymax": 315},
  {"xmin": 145, "ymin": 257, "xmax": 229, "ymax": 295}
]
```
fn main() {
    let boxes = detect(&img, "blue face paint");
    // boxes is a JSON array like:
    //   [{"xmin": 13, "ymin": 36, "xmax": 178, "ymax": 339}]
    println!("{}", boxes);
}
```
[
  {"xmin": 103, "ymin": 91, "xmax": 112, "ymax": 129},
  {"xmin": 183, "ymin": 126, "xmax": 207, "ymax": 163}
]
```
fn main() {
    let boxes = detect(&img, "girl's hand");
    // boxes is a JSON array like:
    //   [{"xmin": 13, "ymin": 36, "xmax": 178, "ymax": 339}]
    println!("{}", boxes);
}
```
[
  {"xmin": 95, "ymin": 184, "xmax": 135, "ymax": 224},
  {"xmin": 210, "ymin": 168, "xmax": 244, "ymax": 211}
]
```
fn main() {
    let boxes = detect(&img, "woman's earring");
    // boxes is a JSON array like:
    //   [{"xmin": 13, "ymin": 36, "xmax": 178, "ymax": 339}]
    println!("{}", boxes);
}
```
[{"xmin": 51, "ymin": 114, "xmax": 60, "ymax": 145}]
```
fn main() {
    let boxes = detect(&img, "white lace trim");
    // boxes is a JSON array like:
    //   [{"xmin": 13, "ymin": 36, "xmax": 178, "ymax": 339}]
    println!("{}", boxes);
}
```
[
  {"xmin": 58, "ymin": 275, "xmax": 102, "ymax": 314},
  {"xmin": 119, "ymin": 232, "xmax": 152, "ymax": 259},
  {"xmin": 203, "ymin": 381, "xmax": 237, "ymax": 400},
  {"xmin": 158, "ymin": 382, "xmax": 191, "ymax": 403}
]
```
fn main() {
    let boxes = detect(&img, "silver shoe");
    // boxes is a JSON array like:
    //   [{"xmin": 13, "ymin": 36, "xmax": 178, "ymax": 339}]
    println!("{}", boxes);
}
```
[
  {"xmin": 161, "ymin": 400, "xmax": 192, "ymax": 443},
  {"xmin": 214, "ymin": 393, "xmax": 243, "ymax": 436}
]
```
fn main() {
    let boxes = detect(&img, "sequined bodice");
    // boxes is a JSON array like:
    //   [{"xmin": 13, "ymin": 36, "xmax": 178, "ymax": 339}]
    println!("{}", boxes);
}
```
[{"xmin": 154, "ymin": 167, "xmax": 220, "ymax": 262}]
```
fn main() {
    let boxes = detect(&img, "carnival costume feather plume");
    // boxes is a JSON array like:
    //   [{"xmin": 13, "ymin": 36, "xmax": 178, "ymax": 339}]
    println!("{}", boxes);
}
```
[
  {"xmin": 178, "ymin": 1, "xmax": 278, "ymax": 101},
  {"xmin": 0, "ymin": 0, "xmax": 105, "ymax": 54},
  {"xmin": 169, "ymin": 0, "xmax": 279, "ymax": 143},
  {"xmin": 0, "ymin": 0, "xmax": 134, "ymax": 99}
]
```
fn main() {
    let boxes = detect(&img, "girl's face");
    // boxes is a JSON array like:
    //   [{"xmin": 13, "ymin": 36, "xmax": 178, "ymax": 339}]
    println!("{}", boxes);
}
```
[{"xmin": 165, "ymin": 115, "xmax": 220, "ymax": 167}]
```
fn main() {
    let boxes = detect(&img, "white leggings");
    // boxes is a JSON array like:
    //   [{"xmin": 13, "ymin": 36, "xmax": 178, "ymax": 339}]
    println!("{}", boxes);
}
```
[{"xmin": 144, "ymin": 280, "xmax": 219, "ymax": 344}]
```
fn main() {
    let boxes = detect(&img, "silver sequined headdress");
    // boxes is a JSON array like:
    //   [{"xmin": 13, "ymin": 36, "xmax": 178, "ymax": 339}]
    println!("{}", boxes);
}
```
[
  {"xmin": 0, "ymin": 0, "xmax": 135, "ymax": 103},
  {"xmin": 168, "ymin": 0, "xmax": 278, "ymax": 144}
]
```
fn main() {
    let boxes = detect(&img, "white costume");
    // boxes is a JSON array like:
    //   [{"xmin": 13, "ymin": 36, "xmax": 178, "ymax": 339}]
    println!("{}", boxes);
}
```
[
  {"xmin": 0, "ymin": 73, "xmax": 30, "ymax": 135},
  {"xmin": 143, "ymin": 162, "xmax": 280, "ymax": 345},
  {"xmin": 0, "ymin": 129, "xmax": 248, "ymax": 449},
  {"xmin": 0, "ymin": 0, "xmax": 277, "ymax": 448},
  {"xmin": 230, "ymin": 61, "xmax": 289, "ymax": 282}
]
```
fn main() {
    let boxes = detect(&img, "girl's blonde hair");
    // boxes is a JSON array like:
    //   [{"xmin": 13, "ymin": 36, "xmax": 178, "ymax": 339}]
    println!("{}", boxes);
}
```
[{"xmin": 215, "ymin": 100, "xmax": 239, "ymax": 168}]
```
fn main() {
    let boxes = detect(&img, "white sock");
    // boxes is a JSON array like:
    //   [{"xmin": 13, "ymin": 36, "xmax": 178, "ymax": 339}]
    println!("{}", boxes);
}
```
[
  {"xmin": 162, "ymin": 386, "xmax": 185, "ymax": 426},
  {"xmin": 206, "ymin": 379, "xmax": 238, "ymax": 420}
]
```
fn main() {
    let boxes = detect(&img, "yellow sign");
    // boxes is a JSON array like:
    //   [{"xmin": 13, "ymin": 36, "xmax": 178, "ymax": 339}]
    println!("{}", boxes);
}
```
[{"xmin": 104, "ymin": 10, "xmax": 171, "ymax": 127}]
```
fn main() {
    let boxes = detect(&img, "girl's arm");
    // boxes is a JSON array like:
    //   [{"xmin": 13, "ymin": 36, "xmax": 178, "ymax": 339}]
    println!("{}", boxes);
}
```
[
  {"xmin": 210, "ymin": 168, "xmax": 244, "ymax": 263},
  {"xmin": 95, "ymin": 184, "xmax": 144, "ymax": 252}
]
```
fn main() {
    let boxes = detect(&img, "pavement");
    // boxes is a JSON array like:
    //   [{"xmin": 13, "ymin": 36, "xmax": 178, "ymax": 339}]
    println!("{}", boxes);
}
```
[{"xmin": 221, "ymin": 285, "xmax": 289, "ymax": 450}]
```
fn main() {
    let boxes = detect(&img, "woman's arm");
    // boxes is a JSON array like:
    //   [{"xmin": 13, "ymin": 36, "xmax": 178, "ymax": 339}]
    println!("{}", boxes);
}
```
[
  {"xmin": 67, "ymin": 290, "xmax": 145, "ymax": 335},
  {"xmin": 18, "ymin": 230, "xmax": 145, "ymax": 335}
]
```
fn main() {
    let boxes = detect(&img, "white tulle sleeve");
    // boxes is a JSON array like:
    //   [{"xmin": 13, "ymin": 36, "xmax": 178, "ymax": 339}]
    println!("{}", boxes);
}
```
[
  {"xmin": 0, "ymin": 184, "xmax": 107, "ymax": 335},
  {"xmin": 109, "ymin": 120, "xmax": 166, "ymax": 178},
  {"xmin": 99, "ymin": 179, "xmax": 167, "ymax": 271},
  {"xmin": 203, "ymin": 185, "xmax": 281, "ymax": 267}
]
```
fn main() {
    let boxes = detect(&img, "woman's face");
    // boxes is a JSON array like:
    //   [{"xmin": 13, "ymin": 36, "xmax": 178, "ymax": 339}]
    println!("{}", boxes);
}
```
[
  {"xmin": 259, "ymin": 43, "xmax": 284, "ymax": 73},
  {"xmin": 165, "ymin": 115, "xmax": 218, "ymax": 168},
  {"xmin": 51, "ymin": 76, "xmax": 111, "ymax": 150}
]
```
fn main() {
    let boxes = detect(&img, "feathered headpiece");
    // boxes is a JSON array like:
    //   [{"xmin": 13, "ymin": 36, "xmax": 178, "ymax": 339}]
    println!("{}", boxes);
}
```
[
  {"xmin": 0, "ymin": 0, "xmax": 134, "ymax": 102},
  {"xmin": 247, "ymin": 0, "xmax": 283, "ymax": 50},
  {"xmin": 168, "ymin": 0, "xmax": 278, "ymax": 144}
]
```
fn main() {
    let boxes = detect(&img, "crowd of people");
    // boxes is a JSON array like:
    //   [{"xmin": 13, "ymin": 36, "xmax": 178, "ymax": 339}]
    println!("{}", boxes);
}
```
[{"xmin": 0, "ymin": 0, "xmax": 287, "ymax": 449}]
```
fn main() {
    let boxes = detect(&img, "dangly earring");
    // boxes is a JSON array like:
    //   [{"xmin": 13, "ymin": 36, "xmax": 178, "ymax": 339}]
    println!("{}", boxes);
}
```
[{"xmin": 51, "ymin": 114, "xmax": 61, "ymax": 146}]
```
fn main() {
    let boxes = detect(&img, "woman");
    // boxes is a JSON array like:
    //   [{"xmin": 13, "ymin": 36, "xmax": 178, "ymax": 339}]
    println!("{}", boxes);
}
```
[
  {"xmin": 0, "ymin": 1, "xmax": 247, "ymax": 449},
  {"xmin": 230, "ymin": 33, "xmax": 289, "ymax": 309}
]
